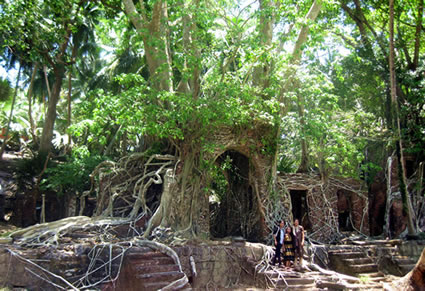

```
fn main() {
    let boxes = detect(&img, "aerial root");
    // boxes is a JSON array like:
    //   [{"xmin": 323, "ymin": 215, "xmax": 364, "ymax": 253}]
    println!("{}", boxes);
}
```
[{"xmin": 88, "ymin": 153, "xmax": 176, "ymax": 221}]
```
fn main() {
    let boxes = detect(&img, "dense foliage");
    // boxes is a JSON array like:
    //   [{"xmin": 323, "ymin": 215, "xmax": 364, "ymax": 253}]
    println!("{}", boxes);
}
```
[{"xmin": 0, "ymin": 0, "xmax": 423, "ymax": 202}]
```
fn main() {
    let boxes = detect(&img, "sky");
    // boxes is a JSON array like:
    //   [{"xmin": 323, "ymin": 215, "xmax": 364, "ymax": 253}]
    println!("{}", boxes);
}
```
[
  {"xmin": 0, "ymin": 62, "xmax": 20, "ymax": 87},
  {"xmin": 0, "ymin": 66, "xmax": 8, "ymax": 80}
]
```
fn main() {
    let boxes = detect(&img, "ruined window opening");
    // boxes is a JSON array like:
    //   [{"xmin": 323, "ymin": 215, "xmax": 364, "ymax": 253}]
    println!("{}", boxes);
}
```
[
  {"xmin": 289, "ymin": 190, "xmax": 311, "ymax": 230},
  {"xmin": 209, "ymin": 150, "xmax": 262, "ymax": 242}
]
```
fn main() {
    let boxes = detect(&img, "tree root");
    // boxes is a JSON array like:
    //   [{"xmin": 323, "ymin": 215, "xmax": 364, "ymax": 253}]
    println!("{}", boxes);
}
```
[
  {"xmin": 131, "ymin": 238, "xmax": 189, "ymax": 290},
  {"xmin": 6, "ymin": 219, "xmax": 190, "ymax": 290},
  {"xmin": 88, "ymin": 153, "xmax": 176, "ymax": 220},
  {"xmin": 9, "ymin": 216, "xmax": 130, "ymax": 247}
]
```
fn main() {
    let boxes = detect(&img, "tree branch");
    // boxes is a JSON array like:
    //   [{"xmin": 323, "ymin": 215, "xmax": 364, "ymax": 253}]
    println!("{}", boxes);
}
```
[{"xmin": 413, "ymin": 0, "xmax": 424, "ymax": 69}]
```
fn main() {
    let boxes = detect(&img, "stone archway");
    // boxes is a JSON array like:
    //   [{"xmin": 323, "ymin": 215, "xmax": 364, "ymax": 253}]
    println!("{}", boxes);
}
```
[{"xmin": 209, "ymin": 150, "xmax": 263, "ymax": 242}]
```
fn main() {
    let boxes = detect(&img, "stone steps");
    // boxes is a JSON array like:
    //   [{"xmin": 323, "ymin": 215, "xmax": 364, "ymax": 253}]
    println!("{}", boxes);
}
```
[
  {"xmin": 130, "ymin": 255, "xmax": 175, "ymax": 266},
  {"xmin": 136, "ymin": 270, "xmax": 184, "ymax": 282},
  {"xmin": 328, "ymin": 238, "xmax": 419, "ymax": 280},
  {"xmin": 284, "ymin": 284, "xmax": 317, "ymax": 290},
  {"xmin": 349, "ymin": 263, "xmax": 379, "ymax": 273},
  {"xmin": 99, "ymin": 246, "xmax": 191, "ymax": 291},
  {"xmin": 328, "ymin": 251, "xmax": 365, "ymax": 259},
  {"xmin": 143, "ymin": 281, "xmax": 184, "ymax": 291},
  {"xmin": 135, "ymin": 263, "xmax": 179, "ymax": 273},
  {"xmin": 273, "ymin": 277, "xmax": 315, "ymax": 286},
  {"xmin": 342, "ymin": 257, "xmax": 374, "ymax": 264},
  {"xmin": 125, "ymin": 250, "xmax": 169, "ymax": 260},
  {"xmin": 357, "ymin": 271, "xmax": 385, "ymax": 279},
  {"xmin": 328, "ymin": 246, "xmax": 379, "ymax": 277}
]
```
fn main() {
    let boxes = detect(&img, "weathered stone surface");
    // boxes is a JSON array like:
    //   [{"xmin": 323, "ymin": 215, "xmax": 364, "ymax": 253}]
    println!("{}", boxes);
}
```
[
  {"xmin": 174, "ymin": 241, "xmax": 265, "ymax": 289},
  {"xmin": 399, "ymin": 240, "xmax": 425, "ymax": 261},
  {"xmin": 1, "ymin": 238, "xmax": 421, "ymax": 290},
  {"xmin": 384, "ymin": 247, "xmax": 425, "ymax": 291},
  {"xmin": 0, "ymin": 237, "xmax": 12, "ymax": 244}
]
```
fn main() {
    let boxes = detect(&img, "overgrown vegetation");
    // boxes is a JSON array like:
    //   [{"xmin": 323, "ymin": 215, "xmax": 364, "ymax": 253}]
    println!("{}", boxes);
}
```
[{"xmin": 0, "ymin": 0, "xmax": 423, "ymax": 239}]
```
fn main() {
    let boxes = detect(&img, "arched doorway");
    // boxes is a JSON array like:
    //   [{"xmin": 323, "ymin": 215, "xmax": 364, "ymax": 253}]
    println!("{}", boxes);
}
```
[{"xmin": 209, "ymin": 150, "xmax": 262, "ymax": 241}]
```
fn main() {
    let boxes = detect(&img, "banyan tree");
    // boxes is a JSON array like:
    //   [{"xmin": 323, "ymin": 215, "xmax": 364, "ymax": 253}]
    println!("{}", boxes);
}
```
[{"xmin": 82, "ymin": 0, "xmax": 326, "ymax": 242}]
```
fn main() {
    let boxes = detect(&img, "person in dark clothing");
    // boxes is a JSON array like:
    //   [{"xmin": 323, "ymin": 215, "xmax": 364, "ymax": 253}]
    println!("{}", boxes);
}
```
[
  {"xmin": 293, "ymin": 218, "xmax": 305, "ymax": 267},
  {"xmin": 283, "ymin": 226, "xmax": 295, "ymax": 269},
  {"xmin": 271, "ymin": 220, "xmax": 285, "ymax": 266}
]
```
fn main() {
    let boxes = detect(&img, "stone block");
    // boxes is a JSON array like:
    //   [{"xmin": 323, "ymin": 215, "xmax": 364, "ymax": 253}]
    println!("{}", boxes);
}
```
[
  {"xmin": 399, "ymin": 241, "xmax": 425, "ymax": 261},
  {"xmin": 0, "ymin": 237, "xmax": 13, "ymax": 244}
]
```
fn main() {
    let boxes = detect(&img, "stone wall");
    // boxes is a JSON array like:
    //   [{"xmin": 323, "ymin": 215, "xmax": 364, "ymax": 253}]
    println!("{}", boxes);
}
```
[
  {"xmin": 174, "ymin": 241, "xmax": 266, "ymax": 289},
  {"xmin": 0, "ymin": 244, "xmax": 90, "ymax": 289},
  {"xmin": 278, "ymin": 174, "xmax": 369, "ymax": 243},
  {"xmin": 399, "ymin": 240, "xmax": 425, "ymax": 261},
  {"xmin": 0, "ymin": 241, "xmax": 267, "ymax": 290}
]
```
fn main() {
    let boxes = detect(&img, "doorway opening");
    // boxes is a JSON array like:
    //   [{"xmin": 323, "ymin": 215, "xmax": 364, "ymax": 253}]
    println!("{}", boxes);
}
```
[
  {"xmin": 337, "ymin": 190, "xmax": 353, "ymax": 231},
  {"xmin": 289, "ymin": 190, "xmax": 311, "ymax": 230},
  {"xmin": 209, "ymin": 150, "xmax": 262, "ymax": 241}
]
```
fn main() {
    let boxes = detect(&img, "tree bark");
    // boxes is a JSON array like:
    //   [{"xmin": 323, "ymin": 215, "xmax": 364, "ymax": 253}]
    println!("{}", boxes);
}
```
[
  {"xmin": 384, "ymin": 155, "xmax": 394, "ymax": 238},
  {"xmin": 38, "ymin": 19, "xmax": 72, "ymax": 156},
  {"xmin": 43, "ymin": 65, "xmax": 51, "ymax": 116},
  {"xmin": 39, "ymin": 64, "xmax": 66, "ymax": 156},
  {"xmin": 252, "ymin": 0, "xmax": 277, "ymax": 90},
  {"xmin": 412, "ymin": 0, "xmax": 423, "ymax": 70},
  {"xmin": 389, "ymin": 0, "xmax": 416, "ymax": 236},
  {"xmin": 67, "ymin": 43, "xmax": 78, "ymax": 150},
  {"xmin": 27, "ymin": 63, "xmax": 39, "ymax": 146},
  {"xmin": 176, "ymin": 0, "xmax": 201, "ymax": 99},
  {"xmin": 123, "ymin": 0, "xmax": 173, "ymax": 92},
  {"xmin": 281, "ymin": 0, "xmax": 322, "ymax": 173}
]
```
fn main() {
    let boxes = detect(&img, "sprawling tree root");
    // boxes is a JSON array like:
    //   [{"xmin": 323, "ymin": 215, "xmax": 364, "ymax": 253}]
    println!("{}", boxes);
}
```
[
  {"xmin": 10, "ymin": 216, "xmax": 130, "ymax": 247},
  {"xmin": 143, "ymin": 168, "xmax": 175, "ymax": 239},
  {"xmin": 7, "ymin": 248, "xmax": 79, "ymax": 290},
  {"xmin": 89, "ymin": 153, "xmax": 176, "ymax": 220},
  {"xmin": 132, "ymin": 239, "xmax": 189, "ymax": 290},
  {"xmin": 253, "ymin": 243, "xmax": 363, "ymax": 290},
  {"xmin": 254, "ymin": 244, "xmax": 278, "ymax": 288},
  {"xmin": 264, "ymin": 190, "xmax": 292, "ymax": 243},
  {"xmin": 7, "ymin": 218, "xmax": 189, "ymax": 290},
  {"xmin": 75, "ymin": 239, "xmax": 188, "ymax": 290}
]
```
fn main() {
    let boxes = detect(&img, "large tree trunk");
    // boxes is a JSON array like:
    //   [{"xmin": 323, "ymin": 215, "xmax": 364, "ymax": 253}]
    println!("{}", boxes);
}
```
[
  {"xmin": 123, "ymin": 0, "xmax": 173, "ymax": 92},
  {"xmin": 27, "ymin": 63, "xmax": 39, "ymax": 146},
  {"xmin": 143, "ymin": 150, "xmax": 210, "ymax": 239},
  {"xmin": 389, "ymin": 0, "xmax": 416, "ymax": 236},
  {"xmin": 252, "ymin": 0, "xmax": 277, "ymax": 90},
  {"xmin": 39, "ymin": 64, "xmax": 66, "ymax": 156},
  {"xmin": 278, "ymin": 0, "xmax": 322, "ymax": 173}
]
